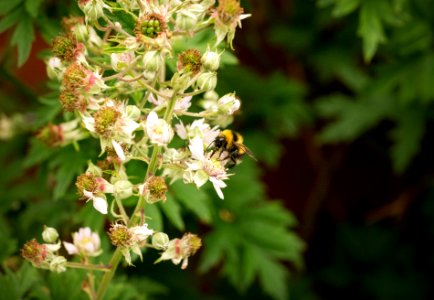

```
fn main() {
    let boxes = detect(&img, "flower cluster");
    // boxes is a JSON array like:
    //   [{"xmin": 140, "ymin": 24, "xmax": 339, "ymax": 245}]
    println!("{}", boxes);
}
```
[{"xmin": 26, "ymin": 0, "xmax": 250, "ymax": 290}]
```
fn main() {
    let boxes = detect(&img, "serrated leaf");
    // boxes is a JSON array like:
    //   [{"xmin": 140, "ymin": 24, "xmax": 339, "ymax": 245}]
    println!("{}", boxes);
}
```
[
  {"xmin": 390, "ymin": 109, "xmax": 425, "ymax": 173},
  {"xmin": 159, "ymin": 194, "xmax": 185, "ymax": 231},
  {"xmin": 25, "ymin": 0, "xmax": 43, "ymax": 18},
  {"xmin": 0, "ymin": 6, "xmax": 22, "ymax": 33},
  {"xmin": 257, "ymin": 253, "xmax": 289, "ymax": 300},
  {"xmin": 198, "ymin": 229, "xmax": 230, "ymax": 273},
  {"xmin": 243, "ymin": 202, "xmax": 298, "ymax": 228},
  {"xmin": 358, "ymin": 1, "xmax": 386, "ymax": 62},
  {"xmin": 172, "ymin": 181, "xmax": 212, "ymax": 223},
  {"xmin": 0, "ymin": 0, "xmax": 22, "ymax": 15},
  {"xmin": 10, "ymin": 14, "xmax": 34, "ymax": 66}
]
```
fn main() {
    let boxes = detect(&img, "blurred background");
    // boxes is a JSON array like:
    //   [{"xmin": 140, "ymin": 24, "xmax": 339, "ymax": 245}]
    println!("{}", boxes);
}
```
[{"xmin": 1, "ymin": 0, "xmax": 434, "ymax": 299}]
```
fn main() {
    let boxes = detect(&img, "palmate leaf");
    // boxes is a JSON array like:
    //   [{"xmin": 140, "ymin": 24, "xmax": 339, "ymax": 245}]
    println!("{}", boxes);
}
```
[
  {"xmin": 315, "ymin": 94, "xmax": 392, "ymax": 143},
  {"xmin": 199, "ymin": 160, "xmax": 304, "ymax": 300},
  {"xmin": 159, "ymin": 193, "xmax": 185, "ymax": 231}
]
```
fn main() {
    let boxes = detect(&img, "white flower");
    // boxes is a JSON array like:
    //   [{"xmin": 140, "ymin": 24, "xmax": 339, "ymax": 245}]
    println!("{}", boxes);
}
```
[
  {"xmin": 63, "ymin": 227, "xmax": 102, "ymax": 257},
  {"xmin": 185, "ymin": 137, "xmax": 229, "ymax": 199},
  {"xmin": 175, "ymin": 119, "xmax": 219, "ymax": 146},
  {"xmin": 130, "ymin": 224, "xmax": 154, "ymax": 244},
  {"xmin": 149, "ymin": 90, "xmax": 192, "ymax": 114},
  {"xmin": 145, "ymin": 111, "xmax": 173, "ymax": 146}
]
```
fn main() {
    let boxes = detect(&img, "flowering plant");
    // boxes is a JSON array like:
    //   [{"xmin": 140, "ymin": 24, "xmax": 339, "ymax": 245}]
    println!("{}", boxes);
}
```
[{"xmin": 21, "ymin": 0, "xmax": 259, "ymax": 299}]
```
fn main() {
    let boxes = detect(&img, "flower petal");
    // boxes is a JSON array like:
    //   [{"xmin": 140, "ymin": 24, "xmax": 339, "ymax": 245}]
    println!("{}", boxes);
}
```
[{"xmin": 92, "ymin": 196, "xmax": 108, "ymax": 214}]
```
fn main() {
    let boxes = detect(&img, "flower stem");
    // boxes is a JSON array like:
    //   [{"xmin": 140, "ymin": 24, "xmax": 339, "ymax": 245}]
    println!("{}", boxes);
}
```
[
  {"xmin": 95, "ymin": 90, "xmax": 180, "ymax": 300},
  {"xmin": 66, "ymin": 262, "xmax": 111, "ymax": 272}
]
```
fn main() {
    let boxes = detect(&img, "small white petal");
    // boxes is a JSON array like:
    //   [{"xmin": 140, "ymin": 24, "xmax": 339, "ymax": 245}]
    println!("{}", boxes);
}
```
[
  {"xmin": 63, "ymin": 241, "xmax": 78, "ymax": 255},
  {"xmin": 112, "ymin": 140, "xmax": 126, "ymax": 161},
  {"xmin": 92, "ymin": 196, "xmax": 108, "ymax": 214}
]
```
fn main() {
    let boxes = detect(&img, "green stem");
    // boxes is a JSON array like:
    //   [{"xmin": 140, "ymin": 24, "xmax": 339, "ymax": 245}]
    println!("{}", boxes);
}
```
[
  {"xmin": 66, "ymin": 262, "xmax": 111, "ymax": 272},
  {"xmin": 95, "ymin": 90, "xmax": 180, "ymax": 300}
]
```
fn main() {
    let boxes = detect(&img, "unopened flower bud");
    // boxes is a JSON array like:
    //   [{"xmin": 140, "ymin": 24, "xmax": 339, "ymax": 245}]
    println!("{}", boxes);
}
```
[
  {"xmin": 143, "ymin": 176, "xmax": 167, "ymax": 204},
  {"xmin": 204, "ymin": 90, "xmax": 219, "ymax": 101},
  {"xmin": 108, "ymin": 224, "xmax": 132, "ymax": 248},
  {"xmin": 126, "ymin": 105, "xmax": 141, "ymax": 120},
  {"xmin": 201, "ymin": 50, "xmax": 220, "ymax": 71},
  {"xmin": 196, "ymin": 72, "xmax": 217, "ymax": 91},
  {"xmin": 42, "ymin": 227, "xmax": 59, "ymax": 243},
  {"xmin": 49, "ymin": 256, "xmax": 67, "ymax": 273},
  {"xmin": 218, "ymin": 93, "xmax": 240, "ymax": 115},
  {"xmin": 152, "ymin": 232, "xmax": 169, "ymax": 250},
  {"xmin": 73, "ymin": 24, "xmax": 89, "ymax": 42},
  {"xmin": 142, "ymin": 51, "xmax": 163, "ymax": 73},
  {"xmin": 79, "ymin": 0, "xmax": 107, "ymax": 22},
  {"xmin": 111, "ymin": 52, "xmax": 135, "ymax": 71},
  {"xmin": 114, "ymin": 180, "xmax": 133, "ymax": 199},
  {"xmin": 175, "ymin": 11, "xmax": 198, "ymax": 31},
  {"xmin": 46, "ymin": 57, "xmax": 64, "ymax": 80}
]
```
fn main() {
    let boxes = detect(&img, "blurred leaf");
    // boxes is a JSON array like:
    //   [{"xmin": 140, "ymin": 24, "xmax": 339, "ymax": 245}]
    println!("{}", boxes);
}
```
[
  {"xmin": 10, "ymin": 15, "xmax": 34, "ymax": 66},
  {"xmin": 159, "ymin": 194, "xmax": 185, "ymax": 231},
  {"xmin": 0, "ymin": 0, "xmax": 22, "ymax": 15},
  {"xmin": 358, "ymin": 0, "xmax": 387, "ymax": 62},
  {"xmin": 172, "ymin": 181, "xmax": 212, "ymax": 224},
  {"xmin": 0, "ymin": 263, "xmax": 40, "ymax": 300},
  {"xmin": 0, "ymin": 6, "xmax": 23, "ymax": 33},
  {"xmin": 389, "ymin": 109, "xmax": 425, "ymax": 173},
  {"xmin": 25, "ymin": 0, "xmax": 44, "ymax": 18}
]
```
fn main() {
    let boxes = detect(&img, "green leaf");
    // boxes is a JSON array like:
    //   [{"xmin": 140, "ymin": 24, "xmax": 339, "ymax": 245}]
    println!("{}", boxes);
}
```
[
  {"xmin": 389, "ymin": 109, "xmax": 425, "ymax": 173},
  {"xmin": 10, "ymin": 14, "xmax": 34, "ymax": 66},
  {"xmin": 145, "ymin": 202, "xmax": 163, "ymax": 231},
  {"xmin": 332, "ymin": 0, "xmax": 360, "ymax": 17},
  {"xmin": 25, "ymin": 0, "xmax": 43, "ymax": 18},
  {"xmin": 23, "ymin": 139, "xmax": 56, "ymax": 167},
  {"xmin": 159, "ymin": 194, "xmax": 185, "ymax": 231},
  {"xmin": 198, "ymin": 229, "xmax": 230, "ymax": 273},
  {"xmin": 0, "ymin": 0, "xmax": 22, "ymax": 15},
  {"xmin": 0, "ymin": 6, "xmax": 23, "ymax": 33},
  {"xmin": 358, "ymin": 1, "xmax": 386, "ymax": 62},
  {"xmin": 315, "ymin": 94, "xmax": 391, "ymax": 143},
  {"xmin": 172, "ymin": 181, "xmax": 212, "ymax": 223},
  {"xmin": 256, "ymin": 252, "xmax": 289, "ymax": 300}
]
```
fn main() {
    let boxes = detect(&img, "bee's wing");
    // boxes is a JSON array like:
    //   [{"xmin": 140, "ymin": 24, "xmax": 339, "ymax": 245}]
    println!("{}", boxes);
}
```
[{"xmin": 235, "ymin": 143, "xmax": 257, "ymax": 161}]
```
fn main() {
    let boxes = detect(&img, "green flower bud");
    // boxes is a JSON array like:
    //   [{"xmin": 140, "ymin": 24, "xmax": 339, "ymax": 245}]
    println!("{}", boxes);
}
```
[
  {"xmin": 152, "ymin": 232, "xmax": 169, "ymax": 250},
  {"xmin": 201, "ymin": 50, "xmax": 220, "ymax": 71},
  {"xmin": 42, "ymin": 226, "xmax": 59, "ymax": 243},
  {"xmin": 196, "ymin": 72, "xmax": 217, "ymax": 91}
]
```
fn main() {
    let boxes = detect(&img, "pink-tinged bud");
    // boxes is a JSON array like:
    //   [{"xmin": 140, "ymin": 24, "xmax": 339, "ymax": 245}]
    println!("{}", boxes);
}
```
[{"xmin": 63, "ymin": 227, "xmax": 102, "ymax": 257}]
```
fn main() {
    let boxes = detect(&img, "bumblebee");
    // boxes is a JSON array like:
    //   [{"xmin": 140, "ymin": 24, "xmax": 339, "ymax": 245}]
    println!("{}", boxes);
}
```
[{"xmin": 209, "ymin": 130, "xmax": 256, "ymax": 168}]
